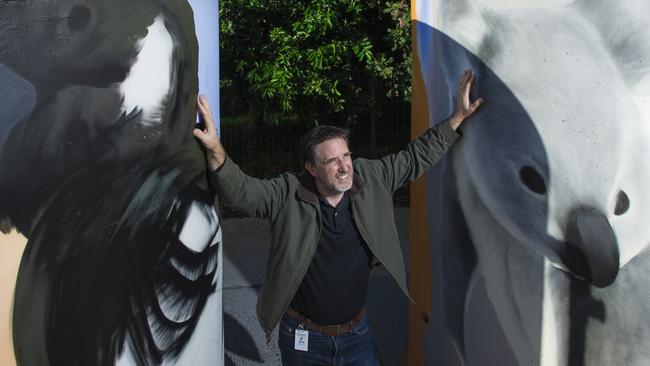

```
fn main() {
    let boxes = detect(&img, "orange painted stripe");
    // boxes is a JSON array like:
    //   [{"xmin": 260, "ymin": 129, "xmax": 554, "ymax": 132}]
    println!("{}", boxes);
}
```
[
  {"xmin": 405, "ymin": 17, "xmax": 432, "ymax": 366},
  {"xmin": 411, "ymin": 0, "xmax": 417, "ymax": 21},
  {"xmin": 0, "ymin": 231, "xmax": 26, "ymax": 366}
]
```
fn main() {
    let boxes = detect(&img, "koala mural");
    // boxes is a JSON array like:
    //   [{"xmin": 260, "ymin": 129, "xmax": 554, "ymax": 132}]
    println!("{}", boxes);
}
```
[
  {"xmin": 410, "ymin": 0, "xmax": 650, "ymax": 365},
  {"xmin": 0, "ymin": 1, "xmax": 222, "ymax": 365}
]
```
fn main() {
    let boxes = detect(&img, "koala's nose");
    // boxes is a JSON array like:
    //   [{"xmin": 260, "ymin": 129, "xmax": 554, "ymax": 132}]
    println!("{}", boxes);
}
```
[{"xmin": 562, "ymin": 206, "xmax": 619, "ymax": 288}]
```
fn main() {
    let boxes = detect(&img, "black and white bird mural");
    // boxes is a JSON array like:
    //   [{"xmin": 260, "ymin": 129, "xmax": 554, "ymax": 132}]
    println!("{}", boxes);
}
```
[
  {"xmin": 410, "ymin": 0, "xmax": 650, "ymax": 365},
  {"xmin": 0, "ymin": 0, "xmax": 223, "ymax": 365}
]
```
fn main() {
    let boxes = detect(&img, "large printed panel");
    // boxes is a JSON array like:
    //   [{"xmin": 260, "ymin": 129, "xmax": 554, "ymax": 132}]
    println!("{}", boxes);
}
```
[
  {"xmin": 0, "ymin": 1, "xmax": 222, "ymax": 365},
  {"xmin": 410, "ymin": 0, "xmax": 650, "ymax": 365}
]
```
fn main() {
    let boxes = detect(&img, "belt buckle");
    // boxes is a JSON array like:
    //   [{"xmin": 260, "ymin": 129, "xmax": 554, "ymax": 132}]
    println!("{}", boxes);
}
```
[{"xmin": 321, "ymin": 324, "xmax": 340, "ymax": 336}]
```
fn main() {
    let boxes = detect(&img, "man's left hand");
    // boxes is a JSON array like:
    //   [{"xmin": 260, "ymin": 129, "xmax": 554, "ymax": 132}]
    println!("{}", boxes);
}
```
[{"xmin": 449, "ymin": 69, "xmax": 484, "ymax": 130}]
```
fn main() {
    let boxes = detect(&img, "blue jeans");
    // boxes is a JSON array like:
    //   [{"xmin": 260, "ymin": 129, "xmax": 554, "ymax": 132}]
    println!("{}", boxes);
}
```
[{"xmin": 277, "ymin": 312, "xmax": 382, "ymax": 365}]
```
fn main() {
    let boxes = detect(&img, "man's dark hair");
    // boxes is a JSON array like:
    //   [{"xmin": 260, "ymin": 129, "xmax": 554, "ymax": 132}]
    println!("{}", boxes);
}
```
[{"xmin": 300, "ymin": 125, "xmax": 350, "ymax": 166}]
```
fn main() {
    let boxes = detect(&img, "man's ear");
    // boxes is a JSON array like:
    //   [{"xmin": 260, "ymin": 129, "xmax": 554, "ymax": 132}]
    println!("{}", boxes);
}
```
[{"xmin": 305, "ymin": 161, "xmax": 318, "ymax": 178}]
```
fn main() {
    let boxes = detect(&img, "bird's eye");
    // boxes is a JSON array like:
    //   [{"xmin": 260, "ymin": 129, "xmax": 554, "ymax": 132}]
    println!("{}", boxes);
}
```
[{"xmin": 520, "ymin": 165, "xmax": 546, "ymax": 195}]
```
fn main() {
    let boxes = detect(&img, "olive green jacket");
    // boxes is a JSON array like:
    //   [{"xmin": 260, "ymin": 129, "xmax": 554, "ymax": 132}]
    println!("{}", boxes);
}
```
[{"xmin": 209, "ymin": 120, "xmax": 459, "ymax": 338}]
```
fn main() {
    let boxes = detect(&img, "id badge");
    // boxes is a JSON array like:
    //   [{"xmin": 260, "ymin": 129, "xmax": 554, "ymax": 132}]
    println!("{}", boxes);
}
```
[{"xmin": 294, "ymin": 329, "xmax": 309, "ymax": 352}]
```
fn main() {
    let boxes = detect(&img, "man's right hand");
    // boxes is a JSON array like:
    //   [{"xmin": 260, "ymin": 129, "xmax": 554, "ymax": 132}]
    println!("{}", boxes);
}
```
[{"xmin": 193, "ymin": 95, "xmax": 226, "ymax": 171}]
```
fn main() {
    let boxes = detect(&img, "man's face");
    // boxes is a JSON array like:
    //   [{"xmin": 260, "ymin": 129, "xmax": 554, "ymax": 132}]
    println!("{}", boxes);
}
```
[{"xmin": 306, "ymin": 137, "xmax": 353, "ymax": 196}]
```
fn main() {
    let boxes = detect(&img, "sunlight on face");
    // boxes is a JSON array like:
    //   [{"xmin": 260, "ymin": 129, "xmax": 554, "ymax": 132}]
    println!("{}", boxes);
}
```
[{"xmin": 309, "ymin": 138, "xmax": 354, "ymax": 196}]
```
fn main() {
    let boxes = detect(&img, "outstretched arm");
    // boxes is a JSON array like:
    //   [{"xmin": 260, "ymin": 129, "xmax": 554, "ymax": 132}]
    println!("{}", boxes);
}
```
[
  {"xmin": 358, "ymin": 69, "xmax": 484, "ymax": 192},
  {"xmin": 191, "ymin": 95, "xmax": 289, "ymax": 218}
]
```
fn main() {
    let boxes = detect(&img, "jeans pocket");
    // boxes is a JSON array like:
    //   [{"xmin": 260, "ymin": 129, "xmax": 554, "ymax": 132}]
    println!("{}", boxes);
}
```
[{"xmin": 279, "ymin": 316, "xmax": 296, "ymax": 337}]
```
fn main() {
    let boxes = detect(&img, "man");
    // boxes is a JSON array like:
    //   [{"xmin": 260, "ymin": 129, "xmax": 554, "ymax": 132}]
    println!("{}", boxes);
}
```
[{"xmin": 193, "ymin": 70, "xmax": 483, "ymax": 365}]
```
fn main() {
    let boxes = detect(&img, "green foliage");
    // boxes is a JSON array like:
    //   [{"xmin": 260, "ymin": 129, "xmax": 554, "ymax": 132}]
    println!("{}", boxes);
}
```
[{"xmin": 219, "ymin": 0, "xmax": 411, "ymax": 126}]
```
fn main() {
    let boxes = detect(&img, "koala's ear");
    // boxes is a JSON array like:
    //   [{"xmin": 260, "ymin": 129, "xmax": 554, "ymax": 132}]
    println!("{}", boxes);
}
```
[
  {"xmin": 572, "ymin": 0, "xmax": 650, "ymax": 97},
  {"xmin": 428, "ymin": 0, "xmax": 487, "ymax": 57},
  {"xmin": 422, "ymin": 0, "xmax": 489, "ymax": 118}
]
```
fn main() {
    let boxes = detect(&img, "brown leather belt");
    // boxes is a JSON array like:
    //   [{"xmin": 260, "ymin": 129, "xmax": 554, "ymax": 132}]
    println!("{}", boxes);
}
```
[{"xmin": 286, "ymin": 307, "xmax": 366, "ymax": 336}]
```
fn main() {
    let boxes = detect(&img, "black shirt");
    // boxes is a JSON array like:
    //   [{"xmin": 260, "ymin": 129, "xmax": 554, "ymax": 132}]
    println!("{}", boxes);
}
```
[{"xmin": 290, "ymin": 192, "xmax": 373, "ymax": 325}]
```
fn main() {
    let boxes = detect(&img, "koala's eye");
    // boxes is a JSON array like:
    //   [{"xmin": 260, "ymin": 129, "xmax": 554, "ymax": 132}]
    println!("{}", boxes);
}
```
[
  {"xmin": 68, "ymin": 5, "xmax": 91, "ymax": 31},
  {"xmin": 614, "ymin": 190, "xmax": 630, "ymax": 216},
  {"xmin": 520, "ymin": 165, "xmax": 546, "ymax": 195}
]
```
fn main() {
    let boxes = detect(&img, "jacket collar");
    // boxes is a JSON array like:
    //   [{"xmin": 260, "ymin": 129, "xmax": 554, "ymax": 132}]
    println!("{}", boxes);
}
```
[{"xmin": 296, "ymin": 169, "xmax": 365, "ymax": 204}]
